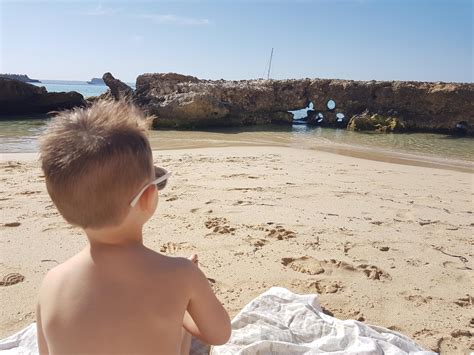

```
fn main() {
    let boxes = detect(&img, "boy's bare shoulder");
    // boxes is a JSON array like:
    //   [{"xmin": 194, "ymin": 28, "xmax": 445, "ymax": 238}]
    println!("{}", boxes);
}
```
[
  {"xmin": 148, "ymin": 251, "xmax": 196, "ymax": 275},
  {"xmin": 38, "ymin": 254, "xmax": 82, "ymax": 296}
]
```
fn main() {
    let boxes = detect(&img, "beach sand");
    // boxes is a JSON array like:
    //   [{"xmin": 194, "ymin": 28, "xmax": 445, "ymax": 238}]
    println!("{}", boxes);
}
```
[{"xmin": 1, "ymin": 146, "xmax": 473, "ymax": 354}]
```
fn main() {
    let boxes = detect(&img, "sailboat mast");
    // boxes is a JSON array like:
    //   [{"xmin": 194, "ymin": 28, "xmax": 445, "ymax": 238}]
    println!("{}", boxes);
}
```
[{"xmin": 267, "ymin": 48, "xmax": 274, "ymax": 79}]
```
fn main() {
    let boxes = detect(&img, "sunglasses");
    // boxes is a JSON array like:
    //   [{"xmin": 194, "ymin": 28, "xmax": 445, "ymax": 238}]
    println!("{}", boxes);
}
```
[{"xmin": 130, "ymin": 166, "xmax": 172, "ymax": 207}]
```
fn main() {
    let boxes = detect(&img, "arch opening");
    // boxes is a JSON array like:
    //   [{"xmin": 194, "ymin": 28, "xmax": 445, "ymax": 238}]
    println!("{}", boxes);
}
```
[
  {"xmin": 335, "ymin": 112, "xmax": 348, "ymax": 128},
  {"xmin": 290, "ymin": 101, "xmax": 314, "ymax": 125},
  {"xmin": 327, "ymin": 99, "xmax": 336, "ymax": 111}
]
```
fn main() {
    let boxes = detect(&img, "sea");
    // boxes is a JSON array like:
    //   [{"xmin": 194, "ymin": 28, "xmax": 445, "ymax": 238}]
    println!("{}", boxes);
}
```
[{"xmin": 1, "ymin": 80, "xmax": 473, "ymax": 172}]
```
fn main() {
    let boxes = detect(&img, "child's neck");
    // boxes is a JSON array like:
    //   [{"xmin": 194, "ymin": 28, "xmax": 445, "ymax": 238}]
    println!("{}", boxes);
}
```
[{"xmin": 85, "ymin": 222, "xmax": 144, "ymax": 248}]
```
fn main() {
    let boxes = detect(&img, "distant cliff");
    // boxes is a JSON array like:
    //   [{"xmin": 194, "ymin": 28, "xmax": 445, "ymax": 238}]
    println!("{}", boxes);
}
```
[
  {"xmin": 87, "ymin": 77, "xmax": 105, "ymax": 85},
  {"xmin": 0, "ymin": 74, "xmax": 40, "ymax": 83}
]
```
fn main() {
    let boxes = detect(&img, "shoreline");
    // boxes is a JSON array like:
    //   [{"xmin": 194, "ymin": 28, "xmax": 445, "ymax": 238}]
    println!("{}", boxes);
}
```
[
  {"xmin": 1, "ymin": 146, "xmax": 473, "ymax": 354},
  {"xmin": 2, "ymin": 144, "xmax": 473, "ymax": 173}
]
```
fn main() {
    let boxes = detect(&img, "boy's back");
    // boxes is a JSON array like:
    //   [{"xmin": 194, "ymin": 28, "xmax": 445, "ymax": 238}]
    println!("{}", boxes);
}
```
[
  {"xmin": 39, "ymin": 246, "xmax": 196, "ymax": 354},
  {"xmin": 36, "ymin": 101, "xmax": 231, "ymax": 354}
]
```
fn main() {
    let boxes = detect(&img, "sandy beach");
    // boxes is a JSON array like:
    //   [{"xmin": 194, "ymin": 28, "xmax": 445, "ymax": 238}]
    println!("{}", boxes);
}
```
[{"xmin": 1, "ymin": 146, "xmax": 473, "ymax": 354}]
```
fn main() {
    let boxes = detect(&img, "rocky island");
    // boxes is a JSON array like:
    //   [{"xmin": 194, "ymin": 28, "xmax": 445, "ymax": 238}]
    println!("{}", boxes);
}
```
[
  {"xmin": 0, "ymin": 78, "xmax": 85, "ymax": 114},
  {"xmin": 102, "ymin": 72, "xmax": 474, "ymax": 135},
  {"xmin": 0, "ymin": 74, "xmax": 40, "ymax": 83}
]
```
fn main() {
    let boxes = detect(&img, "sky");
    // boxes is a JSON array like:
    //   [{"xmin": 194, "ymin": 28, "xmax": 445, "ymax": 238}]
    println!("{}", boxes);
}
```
[{"xmin": 0, "ymin": 0, "xmax": 472, "ymax": 83}]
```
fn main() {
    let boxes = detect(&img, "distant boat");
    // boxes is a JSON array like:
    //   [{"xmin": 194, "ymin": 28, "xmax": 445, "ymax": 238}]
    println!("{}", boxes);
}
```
[{"xmin": 87, "ymin": 78, "xmax": 106, "ymax": 85}]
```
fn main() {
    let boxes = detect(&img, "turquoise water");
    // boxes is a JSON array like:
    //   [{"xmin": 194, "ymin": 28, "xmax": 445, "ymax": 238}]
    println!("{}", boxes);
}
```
[
  {"xmin": 1, "ymin": 118, "xmax": 473, "ymax": 164},
  {"xmin": 31, "ymin": 80, "xmax": 136, "ymax": 98},
  {"xmin": 32, "ymin": 80, "xmax": 109, "ymax": 98}
]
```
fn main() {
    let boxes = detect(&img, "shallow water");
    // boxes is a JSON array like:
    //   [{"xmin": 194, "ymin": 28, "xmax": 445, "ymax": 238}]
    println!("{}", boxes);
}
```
[{"xmin": 1, "ymin": 118, "xmax": 473, "ymax": 171}]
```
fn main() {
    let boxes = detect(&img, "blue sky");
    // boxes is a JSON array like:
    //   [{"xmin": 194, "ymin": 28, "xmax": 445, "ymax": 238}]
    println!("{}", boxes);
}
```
[{"xmin": 1, "ymin": 0, "xmax": 472, "ymax": 83}]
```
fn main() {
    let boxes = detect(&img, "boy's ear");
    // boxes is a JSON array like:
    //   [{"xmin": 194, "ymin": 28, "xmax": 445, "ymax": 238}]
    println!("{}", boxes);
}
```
[{"xmin": 138, "ymin": 184, "xmax": 157, "ymax": 211}]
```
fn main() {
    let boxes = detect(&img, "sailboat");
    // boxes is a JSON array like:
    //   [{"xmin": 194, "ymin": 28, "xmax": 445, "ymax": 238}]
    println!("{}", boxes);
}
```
[{"xmin": 262, "ymin": 48, "xmax": 274, "ymax": 80}]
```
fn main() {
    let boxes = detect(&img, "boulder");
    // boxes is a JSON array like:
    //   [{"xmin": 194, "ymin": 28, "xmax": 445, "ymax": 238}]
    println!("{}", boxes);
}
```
[
  {"xmin": 151, "ymin": 92, "xmax": 231, "ymax": 128},
  {"xmin": 102, "ymin": 72, "xmax": 133, "ymax": 100},
  {"xmin": 0, "ymin": 78, "xmax": 85, "ymax": 115},
  {"xmin": 347, "ymin": 110, "xmax": 406, "ymax": 133}
]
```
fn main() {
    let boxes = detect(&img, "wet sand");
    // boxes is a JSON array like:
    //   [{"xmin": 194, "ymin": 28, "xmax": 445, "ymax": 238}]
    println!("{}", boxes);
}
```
[{"xmin": 1, "ymin": 146, "xmax": 473, "ymax": 354}]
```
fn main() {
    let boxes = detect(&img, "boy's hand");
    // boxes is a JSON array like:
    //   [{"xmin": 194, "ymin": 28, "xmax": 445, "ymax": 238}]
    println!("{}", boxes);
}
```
[{"xmin": 188, "ymin": 254, "xmax": 199, "ymax": 267}]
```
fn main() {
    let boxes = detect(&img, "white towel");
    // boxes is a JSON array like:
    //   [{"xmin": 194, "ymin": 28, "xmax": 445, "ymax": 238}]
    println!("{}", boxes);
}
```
[
  {"xmin": 0, "ymin": 323, "xmax": 37, "ymax": 355},
  {"xmin": 0, "ymin": 288, "xmax": 437, "ymax": 355},
  {"xmin": 211, "ymin": 287, "xmax": 436, "ymax": 355}
]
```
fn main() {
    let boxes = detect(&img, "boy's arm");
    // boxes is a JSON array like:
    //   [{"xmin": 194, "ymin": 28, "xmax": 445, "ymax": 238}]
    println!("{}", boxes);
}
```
[
  {"xmin": 183, "ymin": 263, "xmax": 231, "ymax": 345},
  {"xmin": 36, "ymin": 303, "xmax": 49, "ymax": 355}
]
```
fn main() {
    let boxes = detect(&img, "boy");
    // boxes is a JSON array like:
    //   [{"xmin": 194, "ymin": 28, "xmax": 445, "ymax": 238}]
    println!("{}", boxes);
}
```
[{"xmin": 36, "ymin": 101, "xmax": 231, "ymax": 354}]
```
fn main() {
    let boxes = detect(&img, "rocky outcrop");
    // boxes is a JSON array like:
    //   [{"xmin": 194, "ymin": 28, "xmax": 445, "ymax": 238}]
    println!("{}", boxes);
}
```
[
  {"xmin": 103, "ymin": 72, "xmax": 474, "ymax": 135},
  {"xmin": 347, "ymin": 110, "xmax": 406, "ymax": 133},
  {"xmin": 0, "ymin": 74, "xmax": 40, "ymax": 83},
  {"xmin": 133, "ymin": 74, "xmax": 307, "ymax": 128},
  {"xmin": 86, "ymin": 90, "xmax": 113, "ymax": 105},
  {"xmin": 102, "ymin": 72, "xmax": 133, "ymax": 100},
  {"xmin": 0, "ymin": 78, "xmax": 85, "ymax": 115}
]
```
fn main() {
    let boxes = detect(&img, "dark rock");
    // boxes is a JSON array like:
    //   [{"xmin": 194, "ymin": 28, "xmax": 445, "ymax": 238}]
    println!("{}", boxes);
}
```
[
  {"xmin": 0, "ymin": 78, "xmax": 85, "ymax": 115},
  {"xmin": 306, "ymin": 110, "xmax": 317, "ymax": 122},
  {"xmin": 102, "ymin": 72, "xmax": 133, "ymax": 100},
  {"xmin": 0, "ymin": 74, "xmax": 40, "ymax": 83}
]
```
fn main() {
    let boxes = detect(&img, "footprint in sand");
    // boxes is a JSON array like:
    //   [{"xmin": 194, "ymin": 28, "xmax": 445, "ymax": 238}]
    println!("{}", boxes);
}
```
[
  {"xmin": 404, "ymin": 294, "xmax": 433, "ymax": 307},
  {"xmin": 266, "ymin": 226, "xmax": 296, "ymax": 240},
  {"xmin": 343, "ymin": 241, "xmax": 353, "ymax": 254},
  {"xmin": 4, "ymin": 222, "xmax": 21, "ymax": 227},
  {"xmin": 160, "ymin": 242, "xmax": 194, "ymax": 254},
  {"xmin": 2, "ymin": 162, "xmax": 23, "ymax": 169},
  {"xmin": 434, "ymin": 330, "xmax": 474, "ymax": 354},
  {"xmin": 412, "ymin": 328, "xmax": 435, "ymax": 338},
  {"xmin": 308, "ymin": 280, "xmax": 343, "ymax": 294},
  {"xmin": 357, "ymin": 264, "xmax": 392, "ymax": 280},
  {"xmin": 281, "ymin": 257, "xmax": 391, "ymax": 281},
  {"xmin": 454, "ymin": 295, "xmax": 473, "ymax": 307},
  {"xmin": 18, "ymin": 191, "xmax": 41, "ymax": 195},
  {"xmin": 244, "ymin": 235, "xmax": 268, "ymax": 250},
  {"xmin": 0, "ymin": 273, "xmax": 25, "ymax": 286},
  {"xmin": 442, "ymin": 260, "xmax": 471, "ymax": 271},
  {"xmin": 233, "ymin": 200, "xmax": 253, "ymax": 206},
  {"xmin": 281, "ymin": 257, "xmax": 355, "ymax": 275},
  {"xmin": 204, "ymin": 217, "xmax": 236, "ymax": 235}
]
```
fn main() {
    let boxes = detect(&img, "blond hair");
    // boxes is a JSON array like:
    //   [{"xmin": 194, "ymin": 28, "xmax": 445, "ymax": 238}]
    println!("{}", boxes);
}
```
[{"xmin": 40, "ymin": 100, "xmax": 153, "ymax": 229}]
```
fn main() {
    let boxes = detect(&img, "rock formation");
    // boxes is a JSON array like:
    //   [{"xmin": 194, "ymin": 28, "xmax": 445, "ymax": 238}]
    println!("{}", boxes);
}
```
[
  {"xmin": 0, "ymin": 74, "xmax": 40, "ymax": 83},
  {"xmin": 102, "ymin": 72, "xmax": 133, "ymax": 100},
  {"xmin": 347, "ymin": 110, "xmax": 406, "ymax": 133},
  {"xmin": 0, "ymin": 78, "xmax": 85, "ymax": 115},
  {"xmin": 117, "ymin": 73, "xmax": 473, "ymax": 135}
]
